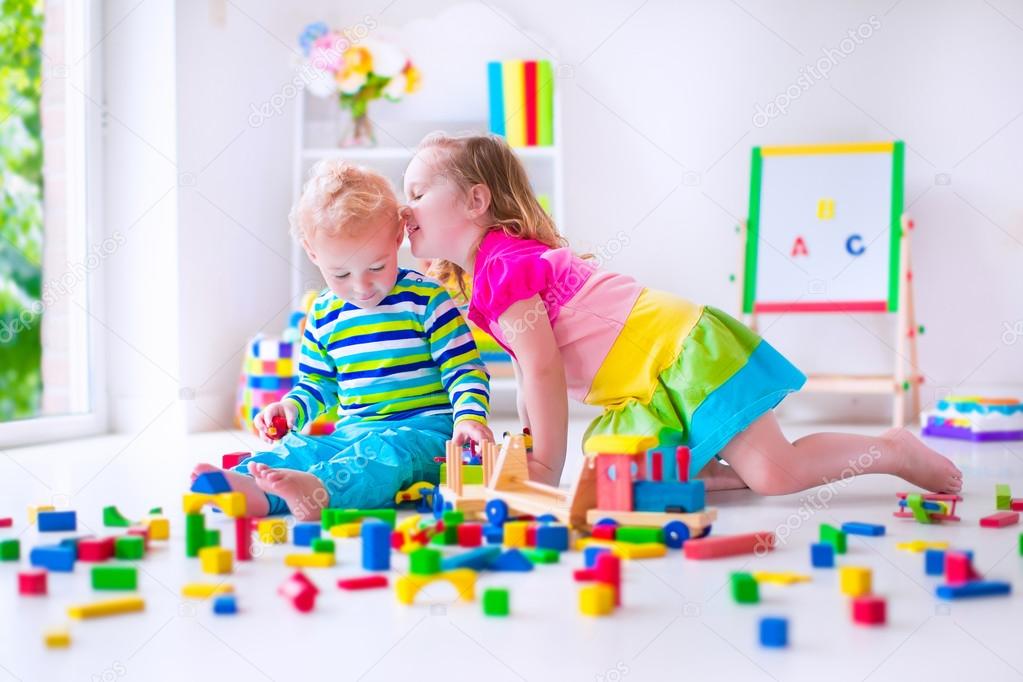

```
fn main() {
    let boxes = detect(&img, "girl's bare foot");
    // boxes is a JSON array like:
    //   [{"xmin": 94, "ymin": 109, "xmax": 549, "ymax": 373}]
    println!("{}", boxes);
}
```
[
  {"xmin": 883, "ymin": 428, "xmax": 963, "ymax": 493},
  {"xmin": 189, "ymin": 463, "xmax": 270, "ymax": 516},
  {"xmin": 249, "ymin": 463, "xmax": 330, "ymax": 521},
  {"xmin": 697, "ymin": 458, "xmax": 750, "ymax": 492}
]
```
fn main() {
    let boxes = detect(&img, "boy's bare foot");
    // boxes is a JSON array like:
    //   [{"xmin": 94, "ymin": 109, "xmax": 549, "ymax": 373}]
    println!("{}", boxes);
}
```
[
  {"xmin": 189, "ymin": 463, "xmax": 270, "ymax": 516},
  {"xmin": 884, "ymin": 428, "xmax": 963, "ymax": 493},
  {"xmin": 697, "ymin": 458, "xmax": 750, "ymax": 492},
  {"xmin": 249, "ymin": 463, "xmax": 330, "ymax": 521}
]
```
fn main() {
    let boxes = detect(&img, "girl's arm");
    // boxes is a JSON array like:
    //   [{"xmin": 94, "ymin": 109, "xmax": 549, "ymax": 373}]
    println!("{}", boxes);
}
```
[
  {"xmin": 510, "ymin": 357, "xmax": 530, "ymax": 431},
  {"xmin": 499, "ymin": 295, "xmax": 568, "ymax": 486}
]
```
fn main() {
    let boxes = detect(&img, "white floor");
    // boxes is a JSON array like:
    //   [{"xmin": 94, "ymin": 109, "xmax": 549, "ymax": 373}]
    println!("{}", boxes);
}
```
[{"xmin": 1, "ymin": 419, "xmax": 1021, "ymax": 682}]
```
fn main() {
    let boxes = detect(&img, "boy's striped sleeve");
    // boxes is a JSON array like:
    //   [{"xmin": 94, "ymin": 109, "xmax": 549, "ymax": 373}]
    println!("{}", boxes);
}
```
[
  {"xmin": 283, "ymin": 314, "xmax": 339, "ymax": 430},
  {"xmin": 424, "ymin": 286, "xmax": 490, "ymax": 425}
]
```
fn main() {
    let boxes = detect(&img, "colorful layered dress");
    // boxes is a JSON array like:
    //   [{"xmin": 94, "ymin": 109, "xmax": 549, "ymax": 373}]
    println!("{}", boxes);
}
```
[{"xmin": 467, "ymin": 229, "xmax": 806, "ymax": 478}]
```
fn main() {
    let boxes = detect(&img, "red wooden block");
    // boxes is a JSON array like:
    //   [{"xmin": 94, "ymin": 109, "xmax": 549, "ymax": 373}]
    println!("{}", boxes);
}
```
[
  {"xmin": 278, "ymin": 571, "xmax": 319, "ymax": 612},
  {"xmin": 675, "ymin": 446, "xmax": 691, "ymax": 483},
  {"xmin": 591, "ymin": 525, "xmax": 616, "ymax": 541},
  {"xmin": 267, "ymin": 415, "xmax": 289, "ymax": 441},
  {"xmin": 457, "ymin": 523, "xmax": 482, "ymax": 548},
  {"xmin": 573, "ymin": 554, "xmax": 621, "ymax": 606},
  {"xmin": 221, "ymin": 451, "xmax": 250, "ymax": 469},
  {"xmin": 852, "ymin": 595, "xmax": 886, "ymax": 625},
  {"xmin": 77, "ymin": 537, "xmax": 115, "ymax": 562},
  {"xmin": 595, "ymin": 454, "xmax": 637, "ymax": 512},
  {"xmin": 979, "ymin": 511, "xmax": 1019, "ymax": 528},
  {"xmin": 525, "ymin": 524, "xmax": 537, "ymax": 547},
  {"xmin": 0, "ymin": 517, "xmax": 12, "ymax": 528},
  {"xmin": 650, "ymin": 452, "xmax": 663, "ymax": 482},
  {"xmin": 683, "ymin": 532, "xmax": 776, "ymax": 560},
  {"xmin": 391, "ymin": 530, "xmax": 404, "ymax": 550},
  {"xmin": 1010, "ymin": 499, "xmax": 1023, "ymax": 512},
  {"xmin": 945, "ymin": 551, "xmax": 979, "ymax": 584},
  {"xmin": 127, "ymin": 526, "xmax": 150, "ymax": 550},
  {"xmin": 337, "ymin": 575, "xmax": 389, "ymax": 591},
  {"xmin": 235, "ymin": 517, "xmax": 252, "ymax": 561},
  {"xmin": 18, "ymin": 570, "xmax": 47, "ymax": 596}
]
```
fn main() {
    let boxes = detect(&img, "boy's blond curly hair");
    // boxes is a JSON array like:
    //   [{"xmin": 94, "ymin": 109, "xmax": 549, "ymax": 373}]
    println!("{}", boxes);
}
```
[{"xmin": 289, "ymin": 159, "xmax": 400, "ymax": 241}]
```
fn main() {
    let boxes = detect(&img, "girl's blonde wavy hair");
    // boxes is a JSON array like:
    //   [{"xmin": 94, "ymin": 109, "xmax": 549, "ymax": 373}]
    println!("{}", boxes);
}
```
[
  {"xmin": 416, "ymin": 132, "xmax": 568, "ymax": 300},
  {"xmin": 289, "ymin": 159, "xmax": 400, "ymax": 242}
]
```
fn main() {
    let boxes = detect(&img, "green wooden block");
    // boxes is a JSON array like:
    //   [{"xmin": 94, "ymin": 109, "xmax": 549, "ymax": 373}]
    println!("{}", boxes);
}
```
[
  {"xmin": 522, "ymin": 548, "xmax": 560, "ymax": 564},
  {"xmin": 115, "ymin": 535, "xmax": 144, "ymax": 560},
  {"xmin": 996, "ymin": 483, "xmax": 1012, "ymax": 510},
  {"xmin": 311, "ymin": 538, "xmax": 335, "ymax": 554},
  {"xmin": 0, "ymin": 539, "xmax": 20, "ymax": 561},
  {"xmin": 730, "ymin": 572, "xmax": 759, "ymax": 604},
  {"xmin": 429, "ymin": 525, "xmax": 458, "ymax": 545},
  {"xmin": 92, "ymin": 565, "xmax": 138, "ymax": 590},
  {"xmin": 204, "ymin": 529, "xmax": 221, "ymax": 547},
  {"xmin": 409, "ymin": 548, "xmax": 442, "ymax": 575},
  {"xmin": 185, "ymin": 512, "xmax": 205, "ymax": 557},
  {"xmin": 482, "ymin": 587, "xmax": 510, "ymax": 616},
  {"xmin": 616, "ymin": 526, "xmax": 664, "ymax": 544},
  {"xmin": 1018, "ymin": 532, "xmax": 1022, "ymax": 557},
  {"xmin": 148, "ymin": 507, "xmax": 163, "ymax": 515},
  {"xmin": 103, "ymin": 505, "xmax": 132, "ymax": 527},
  {"xmin": 323, "ymin": 508, "xmax": 397, "ymax": 529},
  {"xmin": 442, "ymin": 510, "xmax": 465, "ymax": 527},
  {"xmin": 819, "ymin": 524, "xmax": 847, "ymax": 554}
]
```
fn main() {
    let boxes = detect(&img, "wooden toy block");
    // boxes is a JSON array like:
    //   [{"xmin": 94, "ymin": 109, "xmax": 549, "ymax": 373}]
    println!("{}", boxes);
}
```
[
  {"xmin": 944, "ymin": 551, "xmax": 980, "ymax": 584},
  {"xmin": 591, "ymin": 525, "xmax": 616, "ymax": 541},
  {"xmin": 577, "ymin": 538, "xmax": 668, "ymax": 560},
  {"xmin": 924, "ymin": 549, "xmax": 946, "ymax": 575},
  {"xmin": 285, "ymin": 552, "xmax": 335, "ymax": 568},
  {"xmin": 293, "ymin": 523, "xmax": 321, "ymax": 547},
  {"xmin": 43, "ymin": 627, "xmax": 71, "ymax": 648},
  {"xmin": 18, "ymin": 570, "xmax": 47, "ymax": 595},
  {"xmin": 522, "ymin": 548, "xmax": 560, "ymax": 564},
  {"xmin": 267, "ymin": 414, "xmax": 289, "ymax": 440},
  {"xmin": 322, "ymin": 508, "xmax": 397, "ymax": 529},
  {"xmin": 936, "ymin": 581, "xmax": 1011, "ymax": 600},
  {"xmin": 30, "ymin": 545, "xmax": 75, "ymax": 572},
  {"xmin": 0, "ymin": 517, "xmax": 10, "ymax": 527},
  {"xmin": 278, "ymin": 571, "xmax": 319, "ymax": 612},
  {"xmin": 578, "ymin": 583, "xmax": 615, "ymax": 616},
  {"xmin": 235, "ymin": 517, "xmax": 251, "ymax": 561},
  {"xmin": 102, "ymin": 506, "xmax": 132, "ymax": 527},
  {"xmin": 115, "ymin": 536, "xmax": 144, "ymax": 560},
  {"xmin": 852, "ymin": 595, "xmax": 886, "ymax": 625},
  {"xmin": 127, "ymin": 526, "xmax": 151, "ymax": 551},
  {"xmin": 457, "ymin": 523, "xmax": 483, "ymax": 547},
  {"xmin": 258, "ymin": 519, "xmax": 288, "ymax": 544},
  {"xmin": 410, "ymin": 547, "xmax": 442, "ymax": 575},
  {"xmin": 615, "ymin": 526, "xmax": 663, "ymax": 544},
  {"xmin": 632, "ymin": 480, "xmax": 705, "ymax": 514},
  {"xmin": 191, "ymin": 471, "xmax": 231, "ymax": 494},
  {"xmin": 27, "ymin": 505, "xmax": 54, "ymax": 524},
  {"xmin": 185, "ymin": 513, "xmax": 205, "ymax": 558},
  {"xmin": 490, "ymin": 548, "xmax": 533, "ymax": 572},
  {"xmin": 199, "ymin": 547, "xmax": 233, "ymax": 574},
  {"xmin": 753, "ymin": 571, "xmax": 811, "ymax": 586},
  {"xmin": 1012, "ymin": 499, "xmax": 1023, "ymax": 511},
  {"xmin": 811, "ymin": 542, "xmax": 834, "ymax": 568},
  {"xmin": 213, "ymin": 594, "xmax": 237, "ymax": 615},
  {"xmin": 395, "ymin": 568, "xmax": 476, "ymax": 605},
  {"xmin": 330, "ymin": 522, "xmax": 362, "ymax": 538},
  {"xmin": 442, "ymin": 546, "xmax": 501, "ymax": 572},
  {"xmin": 38, "ymin": 510, "xmax": 76, "ymax": 532},
  {"xmin": 525, "ymin": 523, "xmax": 540, "ymax": 547},
  {"xmin": 839, "ymin": 566, "xmax": 872, "ymax": 597},
  {"xmin": 0, "ymin": 539, "xmax": 20, "ymax": 561},
  {"xmin": 92, "ymin": 565, "xmax": 138, "ymax": 590},
  {"xmin": 311, "ymin": 538, "xmax": 335, "ymax": 554},
  {"xmin": 181, "ymin": 583, "xmax": 234, "ymax": 599},
  {"xmin": 361, "ymin": 520, "xmax": 392, "ymax": 571},
  {"xmin": 337, "ymin": 575, "xmax": 389, "ymax": 591},
  {"xmin": 759, "ymin": 616, "xmax": 788, "ymax": 647},
  {"xmin": 595, "ymin": 454, "xmax": 638, "ymax": 512},
  {"xmin": 205, "ymin": 529, "xmax": 221, "ymax": 548},
  {"xmin": 482, "ymin": 587, "xmax": 510, "ymax": 616},
  {"xmin": 144, "ymin": 517, "xmax": 169, "ymax": 541},
  {"xmin": 819, "ymin": 524, "xmax": 847, "ymax": 554},
  {"xmin": 67, "ymin": 596, "xmax": 145, "ymax": 619},
  {"xmin": 182, "ymin": 492, "xmax": 246, "ymax": 517},
  {"xmin": 573, "ymin": 553, "xmax": 621, "ymax": 605},
  {"xmin": 996, "ymin": 483, "xmax": 1011, "ymax": 510},
  {"xmin": 221, "ymin": 451, "xmax": 249, "ymax": 469},
  {"xmin": 896, "ymin": 540, "xmax": 949, "ymax": 553},
  {"xmin": 980, "ymin": 511, "xmax": 1019, "ymax": 528},
  {"xmin": 535, "ymin": 525, "xmax": 569, "ymax": 551},
  {"xmin": 731, "ymin": 572, "xmax": 759, "ymax": 603},
  {"xmin": 502, "ymin": 521, "xmax": 528, "ymax": 548},
  {"xmin": 841, "ymin": 522, "xmax": 885, "ymax": 537},
  {"xmin": 683, "ymin": 532, "xmax": 775, "ymax": 560},
  {"xmin": 584, "ymin": 546, "xmax": 611, "ymax": 568},
  {"xmin": 442, "ymin": 510, "xmax": 465, "ymax": 526}
]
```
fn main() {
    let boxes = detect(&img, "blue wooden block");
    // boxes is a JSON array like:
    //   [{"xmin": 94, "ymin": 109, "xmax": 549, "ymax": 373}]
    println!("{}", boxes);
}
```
[
  {"xmin": 841, "ymin": 522, "xmax": 885, "ymax": 537},
  {"xmin": 759, "ymin": 616, "xmax": 788, "ymax": 648},
  {"xmin": 490, "ymin": 549, "xmax": 533, "ymax": 572},
  {"xmin": 936, "ymin": 581, "xmax": 1011, "ymax": 600},
  {"xmin": 632, "ymin": 480, "xmax": 705, "ymax": 514},
  {"xmin": 898, "ymin": 499, "xmax": 943, "ymax": 511},
  {"xmin": 810, "ymin": 542, "xmax": 834, "ymax": 568},
  {"xmin": 29, "ymin": 545, "xmax": 75, "ymax": 572},
  {"xmin": 360, "ymin": 520, "xmax": 391, "ymax": 571},
  {"xmin": 293, "ymin": 523, "xmax": 321, "ymax": 547},
  {"xmin": 924, "ymin": 549, "xmax": 946, "ymax": 576},
  {"xmin": 191, "ymin": 471, "xmax": 231, "ymax": 494},
  {"xmin": 583, "ymin": 546, "xmax": 610, "ymax": 568},
  {"xmin": 441, "ymin": 546, "xmax": 501, "ymax": 572},
  {"xmin": 37, "ymin": 510, "xmax": 76, "ymax": 532},
  {"xmin": 535, "ymin": 525, "xmax": 569, "ymax": 552},
  {"xmin": 483, "ymin": 524, "xmax": 504, "ymax": 545},
  {"xmin": 212, "ymin": 594, "xmax": 237, "ymax": 615}
]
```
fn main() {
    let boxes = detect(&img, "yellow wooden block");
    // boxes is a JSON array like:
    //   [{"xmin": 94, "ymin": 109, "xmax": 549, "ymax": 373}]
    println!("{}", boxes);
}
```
[
  {"xmin": 67, "ymin": 596, "xmax": 145, "ymax": 619},
  {"xmin": 395, "ymin": 569, "xmax": 476, "ymax": 605},
  {"xmin": 199, "ymin": 546, "xmax": 233, "ymax": 575},
  {"xmin": 397, "ymin": 514, "xmax": 422, "ymax": 533},
  {"xmin": 839, "ymin": 566, "xmax": 872, "ymax": 597},
  {"xmin": 399, "ymin": 542, "xmax": 423, "ymax": 554},
  {"xmin": 182, "ymin": 492, "xmax": 246, "ymax": 517},
  {"xmin": 503, "ymin": 521, "xmax": 528, "ymax": 548},
  {"xmin": 753, "ymin": 571, "xmax": 811, "ymax": 586},
  {"xmin": 285, "ymin": 552, "xmax": 335, "ymax": 568},
  {"xmin": 43, "ymin": 627, "xmax": 70, "ymax": 648},
  {"xmin": 576, "ymin": 538, "xmax": 667, "ymax": 560},
  {"xmin": 329, "ymin": 522, "xmax": 362, "ymax": 538},
  {"xmin": 895, "ymin": 540, "xmax": 950, "ymax": 553},
  {"xmin": 258, "ymin": 519, "xmax": 288, "ymax": 544},
  {"xmin": 583, "ymin": 434, "xmax": 658, "ymax": 456},
  {"xmin": 181, "ymin": 583, "xmax": 233, "ymax": 599},
  {"xmin": 579, "ymin": 584, "xmax": 615, "ymax": 616},
  {"xmin": 28, "ymin": 505, "xmax": 55, "ymax": 524},
  {"xmin": 144, "ymin": 517, "xmax": 170, "ymax": 541}
]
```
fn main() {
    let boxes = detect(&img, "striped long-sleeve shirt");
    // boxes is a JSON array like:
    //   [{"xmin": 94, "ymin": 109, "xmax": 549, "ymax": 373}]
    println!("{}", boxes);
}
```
[{"xmin": 283, "ymin": 269, "xmax": 490, "ymax": 430}]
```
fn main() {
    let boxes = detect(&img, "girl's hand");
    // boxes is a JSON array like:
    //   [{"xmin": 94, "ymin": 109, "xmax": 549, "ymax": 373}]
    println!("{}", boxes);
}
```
[
  {"xmin": 254, "ymin": 401, "xmax": 298, "ymax": 443},
  {"xmin": 452, "ymin": 419, "xmax": 494, "ymax": 447}
]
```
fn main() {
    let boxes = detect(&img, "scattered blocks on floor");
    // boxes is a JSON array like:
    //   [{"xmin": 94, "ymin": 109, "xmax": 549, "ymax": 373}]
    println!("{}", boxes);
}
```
[
  {"xmin": 0, "ymin": 539, "xmax": 20, "ymax": 561},
  {"xmin": 753, "ymin": 571, "xmax": 810, "ymax": 586},
  {"xmin": 30, "ymin": 545, "xmax": 75, "ymax": 572},
  {"xmin": 321, "ymin": 508, "xmax": 396, "ymax": 530},
  {"xmin": 103, "ymin": 505, "xmax": 133, "ymax": 527},
  {"xmin": 278, "ymin": 571, "xmax": 319, "ymax": 612},
  {"xmin": 584, "ymin": 546, "xmax": 611, "ymax": 568},
  {"xmin": 579, "ymin": 584, "xmax": 615, "ymax": 616},
  {"xmin": 331, "ymin": 522, "xmax": 362, "ymax": 538},
  {"xmin": 490, "ymin": 549, "xmax": 533, "ymax": 572},
  {"xmin": 43, "ymin": 627, "xmax": 71, "ymax": 648},
  {"xmin": 67, "ymin": 596, "xmax": 145, "ymax": 619},
  {"xmin": 181, "ymin": 583, "xmax": 234, "ymax": 599},
  {"xmin": 456, "ymin": 523, "xmax": 483, "ymax": 548},
  {"xmin": 213, "ymin": 594, "xmax": 238, "ymax": 615},
  {"xmin": 936, "ymin": 581, "xmax": 1011, "ymax": 600},
  {"xmin": 37, "ymin": 510, "xmax": 76, "ymax": 532},
  {"xmin": 409, "ymin": 548, "xmax": 442, "ymax": 576},
  {"xmin": 115, "ymin": 536, "xmax": 145, "ymax": 560},
  {"xmin": 27, "ymin": 505, "xmax": 55, "ymax": 524},
  {"xmin": 896, "ymin": 539, "xmax": 949, "ymax": 553},
  {"xmin": 199, "ymin": 547, "xmax": 233, "ymax": 575},
  {"xmin": 258, "ymin": 519, "xmax": 288, "ymax": 544},
  {"xmin": 182, "ymin": 492, "xmax": 246, "ymax": 517},
  {"xmin": 925, "ymin": 549, "xmax": 946, "ymax": 576},
  {"xmin": 996, "ymin": 483, "xmax": 1011, "ymax": 510},
  {"xmin": 819, "ymin": 524, "xmax": 847, "ymax": 554},
  {"xmin": 0, "ymin": 518, "xmax": 10, "ymax": 528},
  {"xmin": 483, "ymin": 588, "xmax": 510, "ymax": 616},
  {"xmin": 731, "ymin": 572, "xmax": 760, "ymax": 604},
  {"xmin": 841, "ymin": 522, "xmax": 885, "ymax": 537},
  {"xmin": 945, "ymin": 551, "xmax": 980, "ymax": 584},
  {"xmin": 852, "ymin": 596, "xmax": 887, "ymax": 625},
  {"xmin": 839, "ymin": 566, "xmax": 872, "ymax": 597},
  {"xmin": 221, "ymin": 451, "xmax": 249, "ymax": 469},
  {"xmin": 811, "ymin": 543, "xmax": 835, "ymax": 568},
  {"xmin": 759, "ymin": 616, "xmax": 788, "ymax": 647},
  {"xmin": 522, "ymin": 548, "xmax": 560, "ymax": 565},
  {"xmin": 337, "ymin": 575, "xmax": 389, "ymax": 591},
  {"xmin": 144, "ymin": 517, "xmax": 170, "ymax": 541},
  {"xmin": 683, "ymin": 532, "xmax": 775, "ymax": 560},
  {"xmin": 191, "ymin": 471, "xmax": 231, "ymax": 494},
  {"xmin": 395, "ymin": 568, "xmax": 476, "ymax": 605},
  {"xmin": 18, "ymin": 570, "xmax": 47, "ymax": 595},
  {"xmin": 293, "ymin": 523, "xmax": 321, "ymax": 547},
  {"xmin": 92, "ymin": 565, "xmax": 138, "ymax": 590},
  {"xmin": 979, "ymin": 511, "xmax": 1019, "ymax": 528},
  {"xmin": 285, "ymin": 552, "xmax": 335, "ymax": 568},
  {"xmin": 311, "ymin": 538, "xmax": 335, "ymax": 554},
  {"xmin": 573, "ymin": 553, "xmax": 621, "ymax": 607},
  {"xmin": 441, "ymin": 546, "xmax": 501, "ymax": 572},
  {"xmin": 502, "ymin": 521, "xmax": 528, "ymax": 548},
  {"xmin": 535, "ymin": 525, "xmax": 570, "ymax": 552},
  {"xmin": 361, "ymin": 520, "xmax": 391, "ymax": 571}
]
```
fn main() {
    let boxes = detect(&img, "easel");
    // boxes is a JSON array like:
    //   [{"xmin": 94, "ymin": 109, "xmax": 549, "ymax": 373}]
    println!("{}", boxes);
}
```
[{"xmin": 737, "ymin": 213, "xmax": 922, "ymax": 427}]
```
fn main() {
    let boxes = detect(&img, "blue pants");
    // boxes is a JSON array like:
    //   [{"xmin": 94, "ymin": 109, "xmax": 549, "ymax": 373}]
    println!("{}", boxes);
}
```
[{"xmin": 232, "ymin": 414, "xmax": 450, "ymax": 515}]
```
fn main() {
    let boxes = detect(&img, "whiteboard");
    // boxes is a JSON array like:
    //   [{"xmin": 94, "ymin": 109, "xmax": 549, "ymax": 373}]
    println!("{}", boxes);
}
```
[{"xmin": 743, "ymin": 142, "xmax": 904, "ymax": 313}]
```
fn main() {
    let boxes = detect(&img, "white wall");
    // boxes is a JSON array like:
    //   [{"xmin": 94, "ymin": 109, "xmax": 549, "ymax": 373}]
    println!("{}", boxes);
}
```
[{"xmin": 104, "ymin": 0, "xmax": 1023, "ymax": 431}]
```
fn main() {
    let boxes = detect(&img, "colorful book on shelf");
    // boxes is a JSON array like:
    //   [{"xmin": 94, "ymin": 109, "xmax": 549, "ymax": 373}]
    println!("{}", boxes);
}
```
[{"xmin": 487, "ymin": 59, "xmax": 554, "ymax": 147}]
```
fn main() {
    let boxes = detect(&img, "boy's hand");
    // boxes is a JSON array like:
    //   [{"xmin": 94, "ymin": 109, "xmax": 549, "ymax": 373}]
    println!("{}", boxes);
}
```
[
  {"xmin": 254, "ymin": 401, "xmax": 298, "ymax": 443},
  {"xmin": 452, "ymin": 419, "xmax": 494, "ymax": 447}
]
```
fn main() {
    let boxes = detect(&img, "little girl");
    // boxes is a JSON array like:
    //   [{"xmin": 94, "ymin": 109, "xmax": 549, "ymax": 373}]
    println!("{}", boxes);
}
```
[
  {"xmin": 192, "ymin": 161, "xmax": 493, "ymax": 520},
  {"xmin": 401, "ymin": 132, "xmax": 962, "ymax": 495}
]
